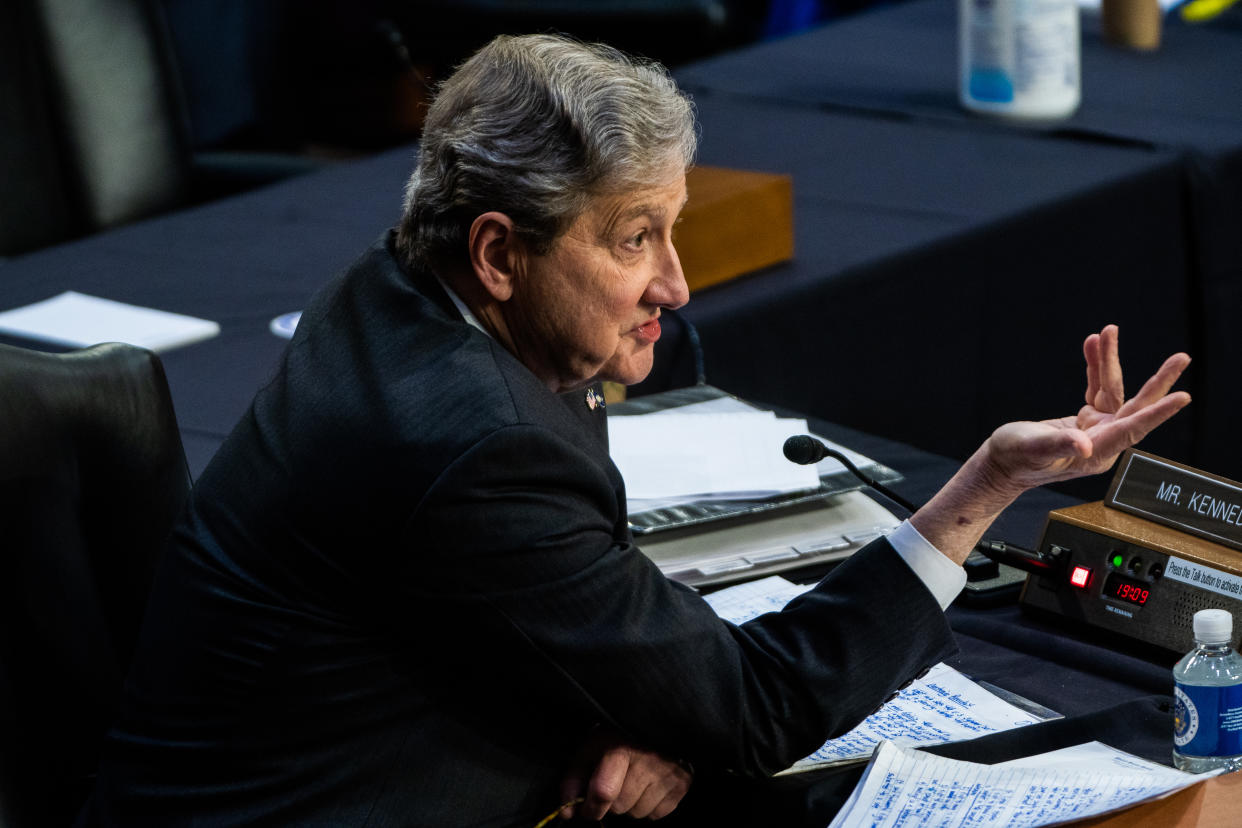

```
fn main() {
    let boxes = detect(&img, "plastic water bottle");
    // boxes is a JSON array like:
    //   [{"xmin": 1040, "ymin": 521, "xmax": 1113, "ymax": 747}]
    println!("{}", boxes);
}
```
[
  {"xmin": 1173, "ymin": 608, "xmax": 1242, "ymax": 772},
  {"xmin": 958, "ymin": 0, "xmax": 1081, "ymax": 122}
]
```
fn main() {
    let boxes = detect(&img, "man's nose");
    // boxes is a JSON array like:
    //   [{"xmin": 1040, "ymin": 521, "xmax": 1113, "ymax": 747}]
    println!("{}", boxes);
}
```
[{"xmin": 648, "ymin": 241, "xmax": 689, "ymax": 310}]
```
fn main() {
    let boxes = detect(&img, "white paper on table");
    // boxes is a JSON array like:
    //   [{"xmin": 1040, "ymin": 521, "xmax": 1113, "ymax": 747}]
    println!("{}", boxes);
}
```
[
  {"xmin": 996, "ymin": 740, "xmax": 1190, "ymax": 773},
  {"xmin": 784, "ymin": 662, "xmax": 1044, "ymax": 772},
  {"xmin": 827, "ymin": 739, "xmax": 1216, "ymax": 828},
  {"xmin": 615, "ymin": 396, "xmax": 886, "ymax": 514},
  {"xmin": 607, "ymin": 411, "xmax": 820, "ymax": 500},
  {"xmin": 626, "ymin": 396, "xmax": 880, "ymax": 477},
  {"xmin": 0, "ymin": 291, "xmax": 219, "ymax": 352},
  {"xmin": 703, "ymin": 575, "xmax": 814, "ymax": 624}
]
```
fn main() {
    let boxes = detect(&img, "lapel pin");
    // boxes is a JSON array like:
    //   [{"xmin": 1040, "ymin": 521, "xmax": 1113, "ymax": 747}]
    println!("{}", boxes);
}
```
[{"xmin": 585, "ymin": 387, "xmax": 605, "ymax": 410}]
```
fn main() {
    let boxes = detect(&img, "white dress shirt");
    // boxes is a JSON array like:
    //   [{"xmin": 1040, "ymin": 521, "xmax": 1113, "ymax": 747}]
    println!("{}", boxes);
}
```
[{"xmin": 887, "ymin": 520, "xmax": 967, "ymax": 609}]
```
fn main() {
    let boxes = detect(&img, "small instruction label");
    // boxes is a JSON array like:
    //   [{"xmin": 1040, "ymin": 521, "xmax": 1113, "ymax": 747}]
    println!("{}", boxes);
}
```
[{"xmin": 1165, "ymin": 557, "xmax": 1242, "ymax": 601}]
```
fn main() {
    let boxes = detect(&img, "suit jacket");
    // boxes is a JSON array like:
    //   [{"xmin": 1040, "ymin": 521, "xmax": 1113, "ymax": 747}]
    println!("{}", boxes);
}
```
[{"xmin": 83, "ymin": 233, "xmax": 957, "ymax": 827}]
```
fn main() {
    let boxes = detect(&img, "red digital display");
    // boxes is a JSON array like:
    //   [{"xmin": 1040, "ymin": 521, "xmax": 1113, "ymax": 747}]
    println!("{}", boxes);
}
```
[{"xmin": 1103, "ymin": 572, "xmax": 1151, "ymax": 607}]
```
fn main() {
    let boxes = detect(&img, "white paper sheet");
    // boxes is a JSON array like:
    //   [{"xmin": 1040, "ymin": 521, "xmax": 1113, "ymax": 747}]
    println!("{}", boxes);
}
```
[
  {"xmin": 607, "ymin": 411, "xmax": 820, "ymax": 500},
  {"xmin": 996, "ymin": 740, "xmax": 1187, "ymax": 773},
  {"xmin": 827, "ymin": 739, "xmax": 1215, "ymax": 828},
  {"xmin": 703, "ymin": 574, "xmax": 813, "ymax": 623},
  {"xmin": 0, "ymin": 291, "xmax": 219, "ymax": 352},
  {"xmin": 786, "ymin": 662, "xmax": 1042, "ymax": 771},
  {"xmin": 622, "ymin": 396, "xmax": 880, "ymax": 477}
]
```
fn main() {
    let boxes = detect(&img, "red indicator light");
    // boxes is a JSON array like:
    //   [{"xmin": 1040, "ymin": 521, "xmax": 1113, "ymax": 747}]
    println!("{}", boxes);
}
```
[{"xmin": 1070, "ymin": 566, "xmax": 1092, "ymax": 588}]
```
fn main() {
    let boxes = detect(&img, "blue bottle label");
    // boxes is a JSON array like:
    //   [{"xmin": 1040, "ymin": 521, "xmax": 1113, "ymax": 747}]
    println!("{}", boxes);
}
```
[{"xmin": 1174, "ymin": 682, "xmax": 1242, "ymax": 755}]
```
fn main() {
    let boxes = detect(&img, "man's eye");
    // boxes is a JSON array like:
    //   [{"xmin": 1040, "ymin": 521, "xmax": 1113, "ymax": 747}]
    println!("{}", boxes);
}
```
[{"xmin": 627, "ymin": 231, "xmax": 647, "ymax": 248}]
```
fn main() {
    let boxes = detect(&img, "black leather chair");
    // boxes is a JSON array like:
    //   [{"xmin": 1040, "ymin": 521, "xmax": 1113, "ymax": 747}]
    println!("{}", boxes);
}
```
[
  {"xmin": 0, "ymin": 342, "xmax": 192, "ymax": 827},
  {"xmin": 0, "ymin": 0, "xmax": 322, "ymax": 257}
]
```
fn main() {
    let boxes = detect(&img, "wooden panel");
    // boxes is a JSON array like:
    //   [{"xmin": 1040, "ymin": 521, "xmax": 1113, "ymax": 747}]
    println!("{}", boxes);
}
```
[{"xmin": 678, "ymin": 165, "xmax": 794, "ymax": 292}]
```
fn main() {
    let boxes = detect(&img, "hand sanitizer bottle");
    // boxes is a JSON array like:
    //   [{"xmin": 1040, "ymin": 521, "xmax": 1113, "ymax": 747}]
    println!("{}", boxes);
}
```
[{"xmin": 958, "ymin": 0, "xmax": 1081, "ymax": 122}]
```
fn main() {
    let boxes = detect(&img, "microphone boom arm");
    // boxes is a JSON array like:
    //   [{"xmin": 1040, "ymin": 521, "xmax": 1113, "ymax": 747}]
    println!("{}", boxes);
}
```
[{"xmin": 782, "ymin": 434, "xmax": 918, "ymax": 514}]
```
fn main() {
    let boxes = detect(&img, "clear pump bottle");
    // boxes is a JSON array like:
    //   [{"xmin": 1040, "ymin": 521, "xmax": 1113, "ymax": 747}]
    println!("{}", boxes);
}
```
[{"xmin": 1173, "ymin": 608, "xmax": 1242, "ymax": 772}]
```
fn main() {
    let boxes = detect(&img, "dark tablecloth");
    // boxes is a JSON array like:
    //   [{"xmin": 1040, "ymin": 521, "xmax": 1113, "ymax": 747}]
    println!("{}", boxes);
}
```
[
  {"xmin": 675, "ymin": 0, "xmax": 1242, "ymax": 483},
  {"xmin": 681, "ymin": 93, "xmax": 1194, "ymax": 493}
]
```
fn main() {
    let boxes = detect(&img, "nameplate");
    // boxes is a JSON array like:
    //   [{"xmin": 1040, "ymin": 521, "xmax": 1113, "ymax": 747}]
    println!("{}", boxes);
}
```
[{"xmin": 1106, "ymin": 449, "xmax": 1242, "ymax": 552}]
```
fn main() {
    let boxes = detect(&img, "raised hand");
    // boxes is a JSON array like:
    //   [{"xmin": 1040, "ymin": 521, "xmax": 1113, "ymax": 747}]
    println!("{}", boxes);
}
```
[
  {"xmin": 911, "ymin": 325, "xmax": 1190, "ymax": 565},
  {"xmin": 984, "ymin": 324, "xmax": 1190, "ymax": 492}
]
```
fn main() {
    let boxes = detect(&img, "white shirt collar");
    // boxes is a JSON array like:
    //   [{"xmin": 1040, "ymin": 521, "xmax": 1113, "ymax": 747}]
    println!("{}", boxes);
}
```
[{"xmin": 433, "ymin": 272, "xmax": 490, "ymax": 338}]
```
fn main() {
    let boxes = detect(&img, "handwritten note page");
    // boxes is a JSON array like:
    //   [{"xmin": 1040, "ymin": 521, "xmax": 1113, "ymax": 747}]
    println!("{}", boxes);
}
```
[
  {"xmin": 703, "ymin": 574, "xmax": 811, "ymax": 622},
  {"xmin": 786, "ymin": 662, "xmax": 1041, "ymax": 771},
  {"xmin": 827, "ymin": 740, "xmax": 1216, "ymax": 828},
  {"xmin": 703, "ymin": 577, "xmax": 1045, "ymax": 771}
]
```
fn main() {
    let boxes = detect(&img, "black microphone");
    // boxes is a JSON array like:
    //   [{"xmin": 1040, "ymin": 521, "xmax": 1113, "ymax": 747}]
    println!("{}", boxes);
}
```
[
  {"xmin": 782, "ymin": 434, "xmax": 831, "ymax": 465},
  {"xmin": 782, "ymin": 434, "xmax": 918, "ymax": 514}
]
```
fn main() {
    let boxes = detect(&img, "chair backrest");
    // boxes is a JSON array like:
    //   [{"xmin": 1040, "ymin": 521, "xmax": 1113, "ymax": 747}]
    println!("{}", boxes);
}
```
[
  {"xmin": 0, "ymin": 0, "xmax": 192, "ymax": 256},
  {"xmin": 0, "ymin": 341, "xmax": 192, "ymax": 827}
]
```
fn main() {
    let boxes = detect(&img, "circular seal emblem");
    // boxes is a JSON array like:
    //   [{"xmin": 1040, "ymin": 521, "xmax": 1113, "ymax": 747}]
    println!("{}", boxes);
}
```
[{"xmin": 1174, "ymin": 685, "xmax": 1199, "ymax": 748}]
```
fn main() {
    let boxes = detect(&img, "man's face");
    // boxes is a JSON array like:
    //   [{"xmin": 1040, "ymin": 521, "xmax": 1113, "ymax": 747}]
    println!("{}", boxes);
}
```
[{"xmin": 505, "ymin": 171, "xmax": 690, "ymax": 392}]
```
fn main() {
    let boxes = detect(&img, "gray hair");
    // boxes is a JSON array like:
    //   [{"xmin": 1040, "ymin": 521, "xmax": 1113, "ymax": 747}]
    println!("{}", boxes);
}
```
[{"xmin": 395, "ymin": 33, "xmax": 697, "ymax": 267}]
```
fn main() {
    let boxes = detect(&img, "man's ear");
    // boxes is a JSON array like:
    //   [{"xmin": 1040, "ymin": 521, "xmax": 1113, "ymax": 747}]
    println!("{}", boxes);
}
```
[{"xmin": 468, "ymin": 212, "xmax": 522, "ymax": 302}]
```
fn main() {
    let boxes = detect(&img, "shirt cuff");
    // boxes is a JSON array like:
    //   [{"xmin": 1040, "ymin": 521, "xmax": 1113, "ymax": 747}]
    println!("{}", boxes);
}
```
[{"xmin": 887, "ymin": 520, "xmax": 967, "ymax": 610}]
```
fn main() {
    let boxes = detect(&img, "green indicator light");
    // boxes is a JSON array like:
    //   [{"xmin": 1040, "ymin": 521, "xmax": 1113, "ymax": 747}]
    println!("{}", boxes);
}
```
[{"xmin": 1112, "ymin": 554, "xmax": 1124, "ymax": 568}]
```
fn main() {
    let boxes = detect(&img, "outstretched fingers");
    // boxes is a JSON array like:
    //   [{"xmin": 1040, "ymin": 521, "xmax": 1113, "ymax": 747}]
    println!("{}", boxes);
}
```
[
  {"xmin": 1083, "ymin": 333, "xmax": 1101, "ymax": 408},
  {"xmin": 1116, "ymin": 352, "xmax": 1191, "ymax": 419},
  {"xmin": 1090, "ymin": 389, "xmax": 1191, "ymax": 459},
  {"xmin": 1084, "ymin": 325, "xmax": 1125, "ymax": 413}
]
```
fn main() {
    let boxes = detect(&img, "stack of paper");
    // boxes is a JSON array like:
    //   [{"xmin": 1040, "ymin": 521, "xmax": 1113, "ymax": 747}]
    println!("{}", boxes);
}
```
[
  {"xmin": 0, "ymin": 291, "xmax": 219, "ymax": 352},
  {"xmin": 608, "ymin": 393, "xmax": 887, "ymax": 515},
  {"xmin": 608, "ymin": 409, "xmax": 821, "ymax": 506}
]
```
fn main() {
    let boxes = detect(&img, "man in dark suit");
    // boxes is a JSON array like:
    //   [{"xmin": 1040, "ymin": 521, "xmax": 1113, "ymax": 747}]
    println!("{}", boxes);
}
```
[{"xmin": 81, "ymin": 33, "xmax": 1191, "ymax": 827}]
